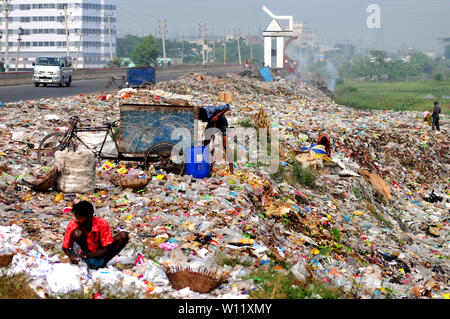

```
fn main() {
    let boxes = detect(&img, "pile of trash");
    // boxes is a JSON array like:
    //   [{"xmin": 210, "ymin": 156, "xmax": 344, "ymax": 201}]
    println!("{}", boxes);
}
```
[{"xmin": 0, "ymin": 71, "xmax": 448, "ymax": 299}]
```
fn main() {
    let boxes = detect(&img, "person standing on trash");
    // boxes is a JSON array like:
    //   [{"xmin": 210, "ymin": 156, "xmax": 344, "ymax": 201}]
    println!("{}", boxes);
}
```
[
  {"xmin": 199, "ymin": 104, "xmax": 234, "ymax": 173},
  {"xmin": 431, "ymin": 100, "xmax": 441, "ymax": 132},
  {"xmin": 62, "ymin": 200, "xmax": 129, "ymax": 269}
]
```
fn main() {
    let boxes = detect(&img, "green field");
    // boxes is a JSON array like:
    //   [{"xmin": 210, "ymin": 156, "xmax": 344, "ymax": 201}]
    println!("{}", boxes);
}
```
[{"xmin": 334, "ymin": 81, "xmax": 450, "ymax": 114}]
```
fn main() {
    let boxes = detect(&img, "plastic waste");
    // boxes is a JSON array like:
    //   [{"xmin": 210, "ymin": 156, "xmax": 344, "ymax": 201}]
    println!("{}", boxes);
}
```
[{"xmin": 291, "ymin": 260, "xmax": 311, "ymax": 283}]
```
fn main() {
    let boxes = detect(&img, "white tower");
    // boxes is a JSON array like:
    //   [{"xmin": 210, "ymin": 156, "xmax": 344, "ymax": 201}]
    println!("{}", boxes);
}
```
[{"xmin": 262, "ymin": 5, "xmax": 293, "ymax": 68}]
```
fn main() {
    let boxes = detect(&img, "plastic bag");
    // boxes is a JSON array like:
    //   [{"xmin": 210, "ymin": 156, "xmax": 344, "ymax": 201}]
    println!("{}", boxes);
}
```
[{"xmin": 76, "ymin": 132, "xmax": 118, "ymax": 157}]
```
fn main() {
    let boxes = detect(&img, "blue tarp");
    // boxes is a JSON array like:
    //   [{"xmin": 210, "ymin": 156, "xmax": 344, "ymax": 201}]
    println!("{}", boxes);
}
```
[{"xmin": 259, "ymin": 66, "xmax": 274, "ymax": 82}]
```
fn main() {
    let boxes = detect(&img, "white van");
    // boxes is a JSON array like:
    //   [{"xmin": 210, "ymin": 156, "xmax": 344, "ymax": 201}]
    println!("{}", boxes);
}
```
[{"xmin": 32, "ymin": 56, "xmax": 73, "ymax": 87}]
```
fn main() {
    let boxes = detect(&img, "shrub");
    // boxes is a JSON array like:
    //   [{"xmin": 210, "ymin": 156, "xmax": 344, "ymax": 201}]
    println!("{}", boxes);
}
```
[
  {"xmin": 433, "ymin": 73, "xmax": 442, "ymax": 81},
  {"xmin": 293, "ymin": 162, "xmax": 317, "ymax": 188}
]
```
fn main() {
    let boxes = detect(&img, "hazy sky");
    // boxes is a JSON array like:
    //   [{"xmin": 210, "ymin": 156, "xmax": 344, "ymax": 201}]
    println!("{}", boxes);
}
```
[{"xmin": 116, "ymin": 0, "xmax": 450, "ymax": 53}]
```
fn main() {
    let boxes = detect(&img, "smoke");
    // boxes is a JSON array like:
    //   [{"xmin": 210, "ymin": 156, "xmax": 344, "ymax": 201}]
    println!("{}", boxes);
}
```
[
  {"xmin": 283, "ymin": 37, "xmax": 340, "ymax": 92},
  {"xmin": 325, "ymin": 60, "xmax": 338, "ymax": 92}
]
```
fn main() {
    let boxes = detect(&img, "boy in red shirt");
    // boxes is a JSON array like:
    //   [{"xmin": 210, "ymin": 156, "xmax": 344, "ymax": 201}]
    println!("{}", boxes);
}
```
[{"xmin": 62, "ymin": 200, "xmax": 129, "ymax": 270}]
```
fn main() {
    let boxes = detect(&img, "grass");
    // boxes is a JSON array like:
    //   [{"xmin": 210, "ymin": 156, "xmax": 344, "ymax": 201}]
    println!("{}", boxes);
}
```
[
  {"xmin": 56, "ymin": 282, "xmax": 144, "ymax": 299},
  {"xmin": 237, "ymin": 118, "xmax": 255, "ymax": 128},
  {"xmin": 215, "ymin": 251, "xmax": 253, "ymax": 268},
  {"xmin": 335, "ymin": 80, "xmax": 450, "ymax": 114},
  {"xmin": 0, "ymin": 268, "xmax": 150, "ymax": 299},
  {"xmin": 0, "ymin": 271, "xmax": 41, "ymax": 299},
  {"xmin": 248, "ymin": 268, "xmax": 352, "ymax": 299},
  {"xmin": 292, "ymin": 161, "xmax": 317, "ymax": 188}
]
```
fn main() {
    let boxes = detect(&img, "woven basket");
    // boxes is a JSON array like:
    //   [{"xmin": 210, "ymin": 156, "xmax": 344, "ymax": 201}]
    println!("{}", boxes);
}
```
[
  {"xmin": 164, "ymin": 265, "xmax": 228, "ymax": 293},
  {"xmin": 22, "ymin": 168, "xmax": 59, "ymax": 191},
  {"xmin": 0, "ymin": 253, "xmax": 15, "ymax": 267},
  {"xmin": 110, "ymin": 175, "xmax": 150, "ymax": 190}
]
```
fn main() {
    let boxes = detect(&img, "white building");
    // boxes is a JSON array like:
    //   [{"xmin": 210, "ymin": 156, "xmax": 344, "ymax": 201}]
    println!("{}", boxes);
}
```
[
  {"xmin": 0, "ymin": 0, "xmax": 117, "ymax": 70},
  {"xmin": 293, "ymin": 21, "xmax": 317, "ymax": 47}
]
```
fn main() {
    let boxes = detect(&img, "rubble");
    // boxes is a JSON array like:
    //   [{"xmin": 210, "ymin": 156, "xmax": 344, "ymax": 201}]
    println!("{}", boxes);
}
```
[{"xmin": 0, "ymin": 71, "xmax": 448, "ymax": 299}]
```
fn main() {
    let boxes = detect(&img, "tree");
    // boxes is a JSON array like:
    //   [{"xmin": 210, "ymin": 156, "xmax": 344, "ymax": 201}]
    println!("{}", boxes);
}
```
[
  {"xmin": 438, "ymin": 37, "xmax": 450, "ymax": 59},
  {"xmin": 130, "ymin": 35, "xmax": 159, "ymax": 67},
  {"xmin": 410, "ymin": 52, "xmax": 434, "ymax": 74},
  {"xmin": 117, "ymin": 34, "xmax": 144, "ymax": 58},
  {"xmin": 370, "ymin": 50, "xmax": 387, "ymax": 65},
  {"xmin": 106, "ymin": 57, "xmax": 123, "ymax": 68}
]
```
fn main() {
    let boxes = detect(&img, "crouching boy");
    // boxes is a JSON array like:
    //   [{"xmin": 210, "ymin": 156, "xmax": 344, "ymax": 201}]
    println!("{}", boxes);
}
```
[{"xmin": 62, "ymin": 200, "xmax": 129, "ymax": 269}]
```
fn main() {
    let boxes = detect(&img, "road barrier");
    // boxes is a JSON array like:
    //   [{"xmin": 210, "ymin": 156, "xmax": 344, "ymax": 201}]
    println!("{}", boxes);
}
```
[{"xmin": 0, "ymin": 64, "xmax": 242, "ymax": 87}]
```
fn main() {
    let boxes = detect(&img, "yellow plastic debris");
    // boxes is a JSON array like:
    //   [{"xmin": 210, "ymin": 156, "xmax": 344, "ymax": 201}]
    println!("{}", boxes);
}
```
[{"xmin": 53, "ymin": 193, "xmax": 64, "ymax": 203}]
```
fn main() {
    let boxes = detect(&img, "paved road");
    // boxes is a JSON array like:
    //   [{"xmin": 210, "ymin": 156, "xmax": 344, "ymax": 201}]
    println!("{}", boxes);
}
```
[{"xmin": 0, "ymin": 67, "xmax": 241, "ymax": 103}]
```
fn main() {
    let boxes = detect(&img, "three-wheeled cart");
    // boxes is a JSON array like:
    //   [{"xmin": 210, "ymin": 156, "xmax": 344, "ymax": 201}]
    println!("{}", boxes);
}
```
[
  {"xmin": 119, "ymin": 103, "xmax": 199, "ymax": 174},
  {"xmin": 126, "ymin": 67, "xmax": 156, "ymax": 89},
  {"xmin": 106, "ymin": 67, "xmax": 156, "ymax": 90}
]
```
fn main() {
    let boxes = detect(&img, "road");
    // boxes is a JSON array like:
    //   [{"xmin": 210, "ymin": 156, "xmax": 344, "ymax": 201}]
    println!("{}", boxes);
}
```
[{"xmin": 0, "ymin": 67, "xmax": 241, "ymax": 103}]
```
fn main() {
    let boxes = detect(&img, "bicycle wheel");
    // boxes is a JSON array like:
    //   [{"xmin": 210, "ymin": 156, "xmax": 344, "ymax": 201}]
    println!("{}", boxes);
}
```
[
  {"xmin": 37, "ymin": 132, "xmax": 75, "ymax": 166},
  {"xmin": 144, "ymin": 142, "xmax": 185, "ymax": 175}
]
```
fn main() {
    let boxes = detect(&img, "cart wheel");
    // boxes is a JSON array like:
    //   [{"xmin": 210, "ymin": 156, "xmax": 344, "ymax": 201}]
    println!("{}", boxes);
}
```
[
  {"xmin": 144, "ymin": 142, "xmax": 185, "ymax": 175},
  {"xmin": 139, "ymin": 82, "xmax": 154, "ymax": 90}
]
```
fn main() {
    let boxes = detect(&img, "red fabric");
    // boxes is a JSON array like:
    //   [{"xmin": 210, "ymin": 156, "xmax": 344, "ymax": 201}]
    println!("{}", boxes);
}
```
[
  {"xmin": 317, "ymin": 133, "xmax": 331, "ymax": 156},
  {"xmin": 62, "ymin": 217, "xmax": 114, "ymax": 252}
]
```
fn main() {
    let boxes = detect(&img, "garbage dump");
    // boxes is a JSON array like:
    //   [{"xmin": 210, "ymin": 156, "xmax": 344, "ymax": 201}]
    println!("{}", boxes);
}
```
[{"xmin": 0, "ymin": 71, "xmax": 448, "ymax": 299}]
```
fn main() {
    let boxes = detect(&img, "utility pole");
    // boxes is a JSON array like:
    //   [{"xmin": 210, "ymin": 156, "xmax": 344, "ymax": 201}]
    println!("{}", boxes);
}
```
[
  {"xmin": 61, "ymin": 4, "xmax": 70, "ymax": 56},
  {"xmin": 223, "ymin": 38, "xmax": 226, "ymax": 65},
  {"xmin": 181, "ymin": 35, "xmax": 184, "ymax": 64},
  {"xmin": 0, "ymin": 30, "xmax": 2, "ymax": 63},
  {"xmin": 213, "ymin": 40, "xmax": 215, "ymax": 64},
  {"xmin": 2, "ymin": 0, "xmax": 10, "ymax": 72},
  {"xmin": 75, "ymin": 30, "xmax": 82, "ymax": 69},
  {"xmin": 106, "ymin": 13, "xmax": 114, "ymax": 61},
  {"xmin": 199, "ymin": 23, "xmax": 206, "ymax": 64},
  {"xmin": 234, "ymin": 29, "xmax": 241, "ymax": 64},
  {"xmin": 158, "ymin": 19, "xmax": 167, "ymax": 60},
  {"xmin": 15, "ymin": 26, "xmax": 22, "ymax": 71}
]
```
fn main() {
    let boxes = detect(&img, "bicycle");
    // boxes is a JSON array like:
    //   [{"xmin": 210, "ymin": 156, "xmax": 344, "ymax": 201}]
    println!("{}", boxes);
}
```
[
  {"xmin": 37, "ymin": 115, "xmax": 120, "ymax": 167},
  {"xmin": 37, "ymin": 115, "xmax": 185, "ymax": 174},
  {"xmin": 105, "ymin": 75, "xmax": 128, "ymax": 90}
]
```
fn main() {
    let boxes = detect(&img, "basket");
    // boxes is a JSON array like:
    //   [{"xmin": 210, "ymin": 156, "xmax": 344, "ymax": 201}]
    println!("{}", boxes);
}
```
[
  {"xmin": 0, "ymin": 253, "xmax": 15, "ymax": 267},
  {"xmin": 22, "ymin": 168, "xmax": 59, "ymax": 191},
  {"xmin": 164, "ymin": 265, "xmax": 228, "ymax": 293},
  {"xmin": 110, "ymin": 175, "xmax": 150, "ymax": 191}
]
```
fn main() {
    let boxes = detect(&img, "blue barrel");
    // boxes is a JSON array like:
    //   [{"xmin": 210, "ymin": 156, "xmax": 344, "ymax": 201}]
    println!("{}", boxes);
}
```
[{"xmin": 185, "ymin": 146, "xmax": 210, "ymax": 179}]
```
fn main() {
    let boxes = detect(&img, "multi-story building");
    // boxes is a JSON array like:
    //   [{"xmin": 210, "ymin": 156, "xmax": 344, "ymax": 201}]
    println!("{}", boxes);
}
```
[
  {"xmin": 293, "ymin": 21, "xmax": 317, "ymax": 47},
  {"xmin": 0, "ymin": 0, "xmax": 117, "ymax": 70}
]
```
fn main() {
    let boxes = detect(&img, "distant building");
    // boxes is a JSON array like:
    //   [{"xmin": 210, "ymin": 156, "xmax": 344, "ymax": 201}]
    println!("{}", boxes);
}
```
[
  {"xmin": 293, "ymin": 21, "xmax": 317, "ymax": 46},
  {"xmin": 425, "ymin": 51, "xmax": 436, "ymax": 59},
  {"xmin": 0, "ymin": 0, "xmax": 117, "ymax": 69},
  {"xmin": 244, "ymin": 35, "xmax": 261, "ymax": 45}
]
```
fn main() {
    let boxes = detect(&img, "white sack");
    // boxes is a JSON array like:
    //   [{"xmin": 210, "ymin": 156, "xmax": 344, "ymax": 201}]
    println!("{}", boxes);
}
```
[{"xmin": 55, "ymin": 149, "xmax": 96, "ymax": 193}]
